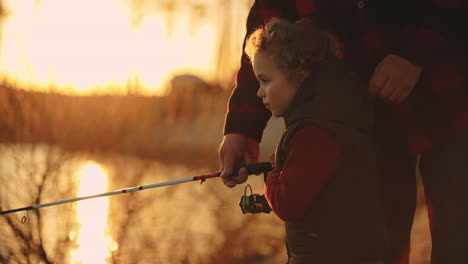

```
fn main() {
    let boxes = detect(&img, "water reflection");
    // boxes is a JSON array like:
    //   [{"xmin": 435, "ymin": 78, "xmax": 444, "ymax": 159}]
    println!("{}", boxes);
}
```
[
  {"xmin": 69, "ymin": 162, "xmax": 116, "ymax": 264},
  {"xmin": 0, "ymin": 144, "xmax": 286, "ymax": 264}
]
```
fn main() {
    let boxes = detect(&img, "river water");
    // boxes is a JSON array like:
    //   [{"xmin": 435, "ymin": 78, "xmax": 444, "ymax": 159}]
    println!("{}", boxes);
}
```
[{"xmin": 0, "ymin": 119, "xmax": 285, "ymax": 264}]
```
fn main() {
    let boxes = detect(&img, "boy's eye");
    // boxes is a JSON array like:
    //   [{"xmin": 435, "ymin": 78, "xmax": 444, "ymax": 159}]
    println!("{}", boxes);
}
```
[{"xmin": 260, "ymin": 78, "xmax": 269, "ymax": 83}]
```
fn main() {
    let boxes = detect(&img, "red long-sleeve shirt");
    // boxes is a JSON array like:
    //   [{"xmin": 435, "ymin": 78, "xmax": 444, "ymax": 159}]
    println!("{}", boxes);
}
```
[
  {"xmin": 225, "ymin": 0, "xmax": 468, "ymax": 155},
  {"xmin": 265, "ymin": 125, "xmax": 344, "ymax": 223}
]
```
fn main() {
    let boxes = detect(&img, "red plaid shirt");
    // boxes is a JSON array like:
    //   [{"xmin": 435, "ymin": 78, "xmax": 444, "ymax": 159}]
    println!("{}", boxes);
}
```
[{"xmin": 224, "ymin": 0, "xmax": 468, "ymax": 154}]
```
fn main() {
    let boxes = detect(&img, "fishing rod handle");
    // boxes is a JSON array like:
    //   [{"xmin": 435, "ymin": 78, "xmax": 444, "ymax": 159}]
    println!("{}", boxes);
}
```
[{"xmin": 232, "ymin": 162, "xmax": 274, "ymax": 176}]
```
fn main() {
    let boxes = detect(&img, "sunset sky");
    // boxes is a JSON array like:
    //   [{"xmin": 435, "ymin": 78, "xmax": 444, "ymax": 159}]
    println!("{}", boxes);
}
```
[{"xmin": 0, "ymin": 0, "xmax": 251, "ymax": 95}]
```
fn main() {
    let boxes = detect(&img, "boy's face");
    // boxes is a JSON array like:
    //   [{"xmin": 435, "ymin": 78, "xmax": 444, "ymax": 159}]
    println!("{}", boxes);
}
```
[
  {"xmin": 253, "ymin": 51, "xmax": 298, "ymax": 117},
  {"xmin": 252, "ymin": 51, "xmax": 297, "ymax": 117}
]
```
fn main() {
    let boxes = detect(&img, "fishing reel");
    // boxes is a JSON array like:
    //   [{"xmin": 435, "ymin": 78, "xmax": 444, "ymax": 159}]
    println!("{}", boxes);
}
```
[{"xmin": 239, "ymin": 184, "xmax": 271, "ymax": 214}]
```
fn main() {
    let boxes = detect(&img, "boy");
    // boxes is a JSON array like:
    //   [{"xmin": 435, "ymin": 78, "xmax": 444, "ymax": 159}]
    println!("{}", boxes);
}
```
[{"xmin": 246, "ymin": 18, "xmax": 384, "ymax": 263}]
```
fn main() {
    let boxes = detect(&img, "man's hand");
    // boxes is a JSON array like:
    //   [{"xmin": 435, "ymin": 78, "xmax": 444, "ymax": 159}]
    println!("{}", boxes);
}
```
[
  {"xmin": 369, "ymin": 54, "xmax": 422, "ymax": 104},
  {"xmin": 219, "ymin": 134, "xmax": 259, "ymax": 188}
]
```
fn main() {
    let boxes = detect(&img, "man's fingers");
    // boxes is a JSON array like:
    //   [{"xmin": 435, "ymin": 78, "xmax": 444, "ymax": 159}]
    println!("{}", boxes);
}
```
[
  {"xmin": 369, "ymin": 63, "xmax": 387, "ymax": 96},
  {"xmin": 223, "ymin": 165, "xmax": 247, "ymax": 187},
  {"xmin": 378, "ymin": 77, "xmax": 396, "ymax": 101},
  {"xmin": 218, "ymin": 134, "xmax": 260, "ymax": 187},
  {"xmin": 370, "ymin": 54, "xmax": 421, "ymax": 104},
  {"xmin": 219, "ymin": 167, "xmax": 233, "ymax": 178},
  {"xmin": 222, "ymin": 177, "xmax": 237, "ymax": 188},
  {"xmin": 378, "ymin": 77, "xmax": 404, "ymax": 104},
  {"xmin": 395, "ymin": 87, "xmax": 411, "ymax": 104},
  {"xmin": 383, "ymin": 76, "xmax": 414, "ymax": 104},
  {"xmin": 387, "ymin": 82, "xmax": 406, "ymax": 104},
  {"xmin": 244, "ymin": 150, "xmax": 260, "ymax": 175},
  {"xmin": 376, "ymin": 75, "xmax": 408, "ymax": 104},
  {"xmin": 394, "ymin": 76, "xmax": 416, "ymax": 104},
  {"xmin": 233, "ymin": 167, "xmax": 248, "ymax": 184},
  {"xmin": 220, "ymin": 149, "xmax": 236, "ymax": 178},
  {"xmin": 219, "ymin": 147, "xmax": 225, "ymax": 170}
]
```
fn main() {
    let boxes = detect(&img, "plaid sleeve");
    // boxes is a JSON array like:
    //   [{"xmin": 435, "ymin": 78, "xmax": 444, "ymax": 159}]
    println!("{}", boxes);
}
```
[
  {"xmin": 224, "ymin": 0, "xmax": 289, "ymax": 141},
  {"xmin": 389, "ymin": 1, "xmax": 468, "ymax": 153}
]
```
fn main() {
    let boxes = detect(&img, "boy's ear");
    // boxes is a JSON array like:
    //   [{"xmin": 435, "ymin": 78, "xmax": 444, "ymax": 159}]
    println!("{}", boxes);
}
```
[{"xmin": 294, "ymin": 69, "xmax": 310, "ymax": 85}]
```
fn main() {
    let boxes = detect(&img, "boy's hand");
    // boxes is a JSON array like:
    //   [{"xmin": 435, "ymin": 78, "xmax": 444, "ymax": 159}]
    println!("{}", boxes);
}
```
[
  {"xmin": 219, "ymin": 134, "xmax": 259, "ymax": 188},
  {"xmin": 369, "ymin": 54, "xmax": 422, "ymax": 104},
  {"xmin": 266, "ymin": 153, "xmax": 279, "ymax": 179}
]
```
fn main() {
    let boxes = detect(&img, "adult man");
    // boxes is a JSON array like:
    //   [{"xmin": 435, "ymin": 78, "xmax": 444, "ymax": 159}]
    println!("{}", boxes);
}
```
[{"xmin": 219, "ymin": 1, "xmax": 468, "ymax": 263}]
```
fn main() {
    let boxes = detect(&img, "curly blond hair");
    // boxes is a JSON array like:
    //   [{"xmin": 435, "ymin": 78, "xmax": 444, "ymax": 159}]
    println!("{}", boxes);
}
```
[{"xmin": 245, "ymin": 17, "xmax": 342, "ymax": 81}]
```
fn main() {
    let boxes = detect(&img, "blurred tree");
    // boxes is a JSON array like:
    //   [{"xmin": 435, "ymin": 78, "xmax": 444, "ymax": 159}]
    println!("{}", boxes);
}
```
[{"xmin": 0, "ymin": 144, "xmax": 80, "ymax": 263}]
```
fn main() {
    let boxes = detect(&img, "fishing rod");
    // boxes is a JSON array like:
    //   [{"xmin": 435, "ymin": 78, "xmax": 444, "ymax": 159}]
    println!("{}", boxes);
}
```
[{"xmin": 0, "ymin": 162, "xmax": 274, "ymax": 216}]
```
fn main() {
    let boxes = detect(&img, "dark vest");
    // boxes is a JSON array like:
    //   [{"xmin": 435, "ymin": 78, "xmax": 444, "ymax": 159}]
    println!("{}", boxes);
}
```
[{"xmin": 276, "ymin": 58, "xmax": 385, "ymax": 263}]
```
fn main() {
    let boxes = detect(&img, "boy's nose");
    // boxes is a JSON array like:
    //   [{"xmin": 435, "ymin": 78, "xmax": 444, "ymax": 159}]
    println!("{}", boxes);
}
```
[{"xmin": 257, "ymin": 86, "xmax": 265, "ymax": 99}]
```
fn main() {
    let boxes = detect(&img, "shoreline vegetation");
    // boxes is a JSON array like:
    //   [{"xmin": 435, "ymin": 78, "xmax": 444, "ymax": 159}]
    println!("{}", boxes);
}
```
[{"xmin": 0, "ymin": 81, "xmax": 227, "ymax": 170}]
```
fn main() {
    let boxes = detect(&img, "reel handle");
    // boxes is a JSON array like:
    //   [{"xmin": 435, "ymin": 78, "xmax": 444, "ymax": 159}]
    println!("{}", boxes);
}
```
[{"xmin": 232, "ymin": 162, "xmax": 274, "ymax": 177}]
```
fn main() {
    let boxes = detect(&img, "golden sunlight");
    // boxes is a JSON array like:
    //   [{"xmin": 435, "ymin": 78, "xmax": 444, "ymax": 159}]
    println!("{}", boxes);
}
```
[
  {"xmin": 0, "ymin": 0, "xmax": 219, "ymax": 95},
  {"xmin": 69, "ymin": 162, "xmax": 117, "ymax": 264}
]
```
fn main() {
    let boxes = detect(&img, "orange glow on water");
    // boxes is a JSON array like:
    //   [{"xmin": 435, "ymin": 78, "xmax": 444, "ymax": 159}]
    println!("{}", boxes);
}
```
[
  {"xmin": 69, "ymin": 162, "xmax": 117, "ymax": 264},
  {"xmin": 0, "ymin": 0, "xmax": 218, "ymax": 95}
]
